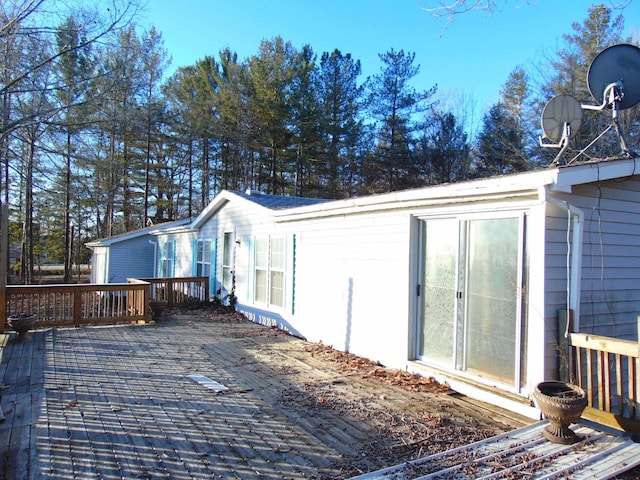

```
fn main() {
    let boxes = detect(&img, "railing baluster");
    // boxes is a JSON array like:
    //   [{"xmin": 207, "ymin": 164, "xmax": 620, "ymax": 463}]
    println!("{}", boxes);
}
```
[
  {"xmin": 635, "ymin": 358, "xmax": 640, "ymax": 420},
  {"xmin": 602, "ymin": 351, "xmax": 610, "ymax": 411},
  {"xmin": 575, "ymin": 347, "xmax": 583, "ymax": 387},
  {"xmin": 597, "ymin": 350, "xmax": 605, "ymax": 410},
  {"xmin": 585, "ymin": 348, "xmax": 595, "ymax": 407},
  {"xmin": 616, "ymin": 353, "xmax": 624, "ymax": 416}
]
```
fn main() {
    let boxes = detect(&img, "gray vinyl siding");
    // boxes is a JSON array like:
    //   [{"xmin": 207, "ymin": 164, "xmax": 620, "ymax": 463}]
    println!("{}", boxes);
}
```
[
  {"xmin": 543, "ymin": 202, "xmax": 572, "ymax": 380},
  {"xmin": 547, "ymin": 178, "xmax": 640, "ymax": 345},
  {"xmin": 107, "ymin": 236, "xmax": 156, "ymax": 283}
]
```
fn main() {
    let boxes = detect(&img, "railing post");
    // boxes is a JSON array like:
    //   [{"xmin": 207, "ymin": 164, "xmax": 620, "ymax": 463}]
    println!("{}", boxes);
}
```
[
  {"xmin": 167, "ymin": 278, "xmax": 174, "ymax": 308},
  {"xmin": 73, "ymin": 287, "xmax": 82, "ymax": 326},
  {"xmin": 204, "ymin": 276, "xmax": 209, "ymax": 303},
  {"xmin": 637, "ymin": 315, "xmax": 640, "ymax": 420}
]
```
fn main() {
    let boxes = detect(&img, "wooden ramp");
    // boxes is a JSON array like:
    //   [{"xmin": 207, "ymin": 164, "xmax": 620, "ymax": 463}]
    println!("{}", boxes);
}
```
[{"xmin": 350, "ymin": 421, "xmax": 640, "ymax": 479}]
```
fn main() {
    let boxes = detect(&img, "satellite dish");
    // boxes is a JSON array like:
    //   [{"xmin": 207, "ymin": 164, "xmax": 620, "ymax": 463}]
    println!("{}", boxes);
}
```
[
  {"xmin": 587, "ymin": 43, "xmax": 640, "ymax": 110},
  {"xmin": 541, "ymin": 95, "xmax": 583, "ymax": 143}
]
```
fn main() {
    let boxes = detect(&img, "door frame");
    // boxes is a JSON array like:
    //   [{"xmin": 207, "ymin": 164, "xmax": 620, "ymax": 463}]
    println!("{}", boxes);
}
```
[{"xmin": 411, "ymin": 209, "xmax": 529, "ymax": 394}]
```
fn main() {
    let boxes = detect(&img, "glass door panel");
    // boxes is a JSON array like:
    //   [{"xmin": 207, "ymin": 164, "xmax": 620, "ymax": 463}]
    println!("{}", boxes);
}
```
[
  {"xmin": 418, "ymin": 219, "xmax": 458, "ymax": 365},
  {"xmin": 462, "ymin": 218, "xmax": 519, "ymax": 384},
  {"xmin": 418, "ymin": 215, "xmax": 524, "ymax": 388}
]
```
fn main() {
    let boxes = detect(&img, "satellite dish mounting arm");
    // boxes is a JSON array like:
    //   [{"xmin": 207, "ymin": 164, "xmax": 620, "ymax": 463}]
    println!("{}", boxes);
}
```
[
  {"xmin": 539, "ymin": 122, "xmax": 573, "ymax": 165},
  {"xmin": 581, "ymin": 81, "xmax": 624, "ymax": 112}
]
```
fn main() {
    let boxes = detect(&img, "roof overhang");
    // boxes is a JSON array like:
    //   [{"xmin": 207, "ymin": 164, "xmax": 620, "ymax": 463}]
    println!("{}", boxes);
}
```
[
  {"xmin": 190, "ymin": 190, "xmax": 273, "ymax": 229},
  {"xmin": 85, "ymin": 218, "xmax": 193, "ymax": 248},
  {"xmin": 272, "ymin": 157, "xmax": 640, "ymax": 222}
]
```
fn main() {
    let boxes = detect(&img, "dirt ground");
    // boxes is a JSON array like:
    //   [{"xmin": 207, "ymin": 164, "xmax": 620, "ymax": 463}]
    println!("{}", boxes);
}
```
[{"xmin": 182, "ymin": 306, "xmax": 534, "ymax": 478}]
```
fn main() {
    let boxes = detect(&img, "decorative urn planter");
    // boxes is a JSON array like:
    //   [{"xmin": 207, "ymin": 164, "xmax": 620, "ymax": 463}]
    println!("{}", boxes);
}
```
[
  {"xmin": 534, "ymin": 381, "xmax": 588, "ymax": 444},
  {"xmin": 7, "ymin": 313, "xmax": 37, "ymax": 340},
  {"xmin": 149, "ymin": 300, "xmax": 168, "ymax": 321}
]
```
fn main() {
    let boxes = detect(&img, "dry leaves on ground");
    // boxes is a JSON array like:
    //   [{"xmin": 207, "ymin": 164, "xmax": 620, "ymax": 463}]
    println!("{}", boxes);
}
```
[{"xmin": 303, "ymin": 342, "xmax": 451, "ymax": 394}]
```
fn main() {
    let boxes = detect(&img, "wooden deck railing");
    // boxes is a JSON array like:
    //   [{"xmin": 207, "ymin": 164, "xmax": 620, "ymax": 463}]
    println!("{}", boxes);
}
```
[
  {"xmin": 1, "ymin": 276, "xmax": 210, "ymax": 330},
  {"xmin": 4, "ymin": 282, "xmax": 151, "ymax": 329},
  {"xmin": 136, "ymin": 277, "xmax": 209, "ymax": 308},
  {"xmin": 565, "ymin": 314, "xmax": 640, "ymax": 434}
]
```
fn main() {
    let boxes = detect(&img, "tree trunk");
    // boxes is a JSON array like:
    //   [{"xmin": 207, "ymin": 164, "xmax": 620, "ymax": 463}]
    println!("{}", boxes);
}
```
[{"xmin": 63, "ymin": 130, "xmax": 72, "ymax": 283}]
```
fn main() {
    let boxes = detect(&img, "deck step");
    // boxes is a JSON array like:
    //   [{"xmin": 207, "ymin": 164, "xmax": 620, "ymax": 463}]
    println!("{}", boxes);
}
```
[{"xmin": 350, "ymin": 421, "xmax": 640, "ymax": 479}]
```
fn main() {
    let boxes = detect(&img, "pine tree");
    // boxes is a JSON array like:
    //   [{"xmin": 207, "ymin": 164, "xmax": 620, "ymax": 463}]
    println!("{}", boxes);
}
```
[
  {"xmin": 247, "ymin": 37, "xmax": 298, "ymax": 194},
  {"xmin": 417, "ymin": 111, "xmax": 470, "ymax": 185},
  {"xmin": 316, "ymin": 49, "xmax": 365, "ymax": 199},
  {"xmin": 368, "ymin": 49, "xmax": 435, "ymax": 192},
  {"xmin": 475, "ymin": 103, "xmax": 529, "ymax": 177},
  {"xmin": 55, "ymin": 16, "xmax": 94, "ymax": 282}
]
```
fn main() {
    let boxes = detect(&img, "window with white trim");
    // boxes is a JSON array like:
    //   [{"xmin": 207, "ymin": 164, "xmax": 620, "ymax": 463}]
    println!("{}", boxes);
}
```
[
  {"xmin": 161, "ymin": 240, "xmax": 175, "ymax": 277},
  {"xmin": 253, "ymin": 235, "xmax": 285, "ymax": 308},
  {"xmin": 270, "ymin": 236, "xmax": 285, "ymax": 307},
  {"xmin": 196, "ymin": 239, "xmax": 211, "ymax": 277},
  {"xmin": 222, "ymin": 232, "xmax": 234, "ymax": 291}
]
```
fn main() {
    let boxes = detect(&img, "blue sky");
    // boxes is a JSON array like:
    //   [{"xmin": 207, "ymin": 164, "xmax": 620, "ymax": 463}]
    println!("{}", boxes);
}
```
[{"xmin": 141, "ymin": 1, "xmax": 639, "ymax": 130}]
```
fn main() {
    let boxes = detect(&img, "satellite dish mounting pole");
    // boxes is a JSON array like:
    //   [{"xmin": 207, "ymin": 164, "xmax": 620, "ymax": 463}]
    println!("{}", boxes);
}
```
[
  {"xmin": 610, "ymin": 88, "xmax": 631, "ymax": 155},
  {"xmin": 582, "ymin": 81, "xmax": 632, "ymax": 156},
  {"xmin": 554, "ymin": 123, "xmax": 572, "ymax": 165}
]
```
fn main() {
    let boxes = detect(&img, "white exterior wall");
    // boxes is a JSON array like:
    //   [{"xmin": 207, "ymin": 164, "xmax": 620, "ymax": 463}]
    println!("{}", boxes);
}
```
[
  {"xmin": 153, "ymin": 231, "xmax": 197, "ymax": 278},
  {"xmin": 199, "ymin": 194, "xmax": 551, "ymax": 402},
  {"xmin": 291, "ymin": 211, "xmax": 412, "ymax": 368},
  {"xmin": 90, "ymin": 246, "xmax": 108, "ymax": 284},
  {"xmin": 197, "ymin": 200, "xmax": 289, "ymax": 311}
]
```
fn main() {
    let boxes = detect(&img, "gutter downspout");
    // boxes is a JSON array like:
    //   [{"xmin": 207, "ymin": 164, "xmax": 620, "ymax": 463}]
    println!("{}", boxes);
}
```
[{"xmin": 539, "ymin": 186, "xmax": 584, "ymax": 333}]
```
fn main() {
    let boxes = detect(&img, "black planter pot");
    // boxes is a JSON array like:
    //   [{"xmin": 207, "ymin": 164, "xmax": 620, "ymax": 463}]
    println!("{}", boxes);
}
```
[
  {"xmin": 149, "ymin": 300, "xmax": 168, "ymax": 320},
  {"xmin": 7, "ymin": 313, "xmax": 36, "ymax": 340},
  {"xmin": 534, "ymin": 381, "xmax": 588, "ymax": 444}
]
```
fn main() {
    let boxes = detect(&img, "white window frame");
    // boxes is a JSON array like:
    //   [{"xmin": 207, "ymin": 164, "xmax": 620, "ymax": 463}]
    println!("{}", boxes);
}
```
[
  {"xmin": 160, "ymin": 240, "xmax": 175, "ymax": 277},
  {"xmin": 222, "ymin": 232, "xmax": 234, "ymax": 292},
  {"xmin": 196, "ymin": 239, "xmax": 212, "ymax": 277},
  {"xmin": 253, "ymin": 235, "xmax": 286, "ymax": 308}
]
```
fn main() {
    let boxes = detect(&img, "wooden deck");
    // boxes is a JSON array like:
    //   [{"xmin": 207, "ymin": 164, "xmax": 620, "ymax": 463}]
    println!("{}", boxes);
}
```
[
  {"xmin": 0, "ymin": 313, "xmax": 528, "ymax": 479},
  {"xmin": 1, "ymin": 312, "xmax": 637, "ymax": 479},
  {"xmin": 1, "ymin": 317, "xmax": 352, "ymax": 479}
]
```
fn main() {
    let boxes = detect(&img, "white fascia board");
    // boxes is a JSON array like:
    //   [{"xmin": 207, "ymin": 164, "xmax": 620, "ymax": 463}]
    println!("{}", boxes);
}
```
[
  {"xmin": 552, "ymin": 157, "xmax": 640, "ymax": 192},
  {"xmin": 149, "ymin": 225, "xmax": 195, "ymax": 236},
  {"xmin": 190, "ymin": 192, "xmax": 231, "ymax": 229},
  {"xmin": 274, "ymin": 169, "xmax": 558, "ymax": 222},
  {"xmin": 190, "ymin": 190, "xmax": 274, "ymax": 230},
  {"xmin": 85, "ymin": 218, "xmax": 192, "ymax": 247}
]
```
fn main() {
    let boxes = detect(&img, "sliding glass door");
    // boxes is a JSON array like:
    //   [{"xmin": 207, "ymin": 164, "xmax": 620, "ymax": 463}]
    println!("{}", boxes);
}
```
[{"xmin": 417, "ymin": 215, "xmax": 526, "ymax": 388}]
